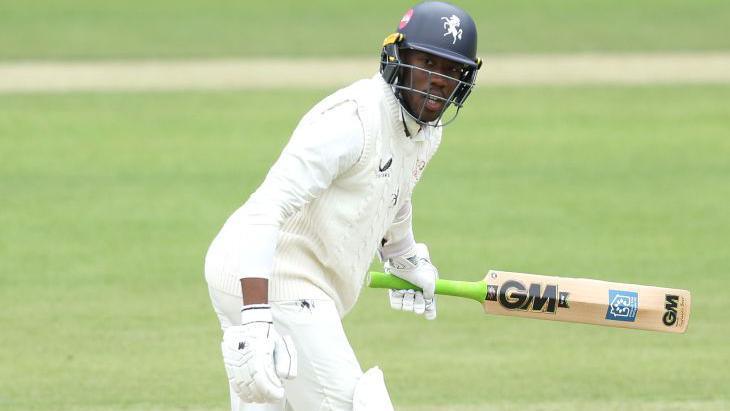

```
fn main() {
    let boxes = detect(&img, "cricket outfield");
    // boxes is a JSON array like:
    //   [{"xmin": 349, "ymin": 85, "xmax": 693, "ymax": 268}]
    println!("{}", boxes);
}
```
[
  {"xmin": 1, "ymin": 86, "xmax": 728, "ymax": 410},
  {"xmin": 1, "ymin": 53, "xmax": 730, "ymax": 93},
  {"xmin": 1, "ymin": 1, "xmax": 729, "ymax": 410}
]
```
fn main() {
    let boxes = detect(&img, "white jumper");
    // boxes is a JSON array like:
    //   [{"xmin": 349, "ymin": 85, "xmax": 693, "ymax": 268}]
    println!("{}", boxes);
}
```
[{"xmin": 205, "ymin": 73, "xmax": 442, "ymax": 316}]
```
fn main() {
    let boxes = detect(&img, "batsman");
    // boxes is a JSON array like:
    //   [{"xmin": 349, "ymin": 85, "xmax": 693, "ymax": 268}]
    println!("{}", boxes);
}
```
[{"xmin": 204, "ymin": 2, "xmax": 482, "ymax": 409}]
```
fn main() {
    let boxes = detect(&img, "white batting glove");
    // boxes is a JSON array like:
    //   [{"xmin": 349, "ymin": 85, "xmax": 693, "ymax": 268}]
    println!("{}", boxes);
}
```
[
  {"xmin": 221, "ymin": 304, "xmax": 297, "ymax": 404},
  {"xmin": 384, "ymin": 243, "xmax": 438, "ymax": 320}
]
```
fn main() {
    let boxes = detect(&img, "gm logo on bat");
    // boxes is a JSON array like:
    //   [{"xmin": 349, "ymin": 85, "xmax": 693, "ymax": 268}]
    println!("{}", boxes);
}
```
[
  {"xmin": 605, "ymin": 290, "xmax": 639, "ymax": 322},
  {"xmin": 487, "ymin": 280, "xmax": 570, "ymax": 314},
  {"xmin": 663, "ymin": 294, "xmax": 679, "ymax": 326}
]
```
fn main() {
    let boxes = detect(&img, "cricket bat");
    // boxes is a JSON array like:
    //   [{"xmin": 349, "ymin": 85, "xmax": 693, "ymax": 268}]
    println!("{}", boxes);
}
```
[{"xmin": 368, "ymin": 270, "xmax": 691, "ymax": 333}]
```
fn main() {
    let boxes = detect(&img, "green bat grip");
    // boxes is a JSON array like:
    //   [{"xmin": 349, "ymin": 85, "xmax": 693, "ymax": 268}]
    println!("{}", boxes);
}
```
[{"xmin": 367, "ymin": 271, "xmax": 487, "ymax": 303}]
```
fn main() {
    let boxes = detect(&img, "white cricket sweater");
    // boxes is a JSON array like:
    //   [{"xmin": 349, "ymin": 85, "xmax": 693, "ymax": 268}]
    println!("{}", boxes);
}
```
[{"xmin": 205, "ymin": 73, "xmax": 442, "ymax": 316}]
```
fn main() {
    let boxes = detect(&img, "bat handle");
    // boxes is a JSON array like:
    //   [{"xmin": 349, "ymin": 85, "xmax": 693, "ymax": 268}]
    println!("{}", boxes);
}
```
[{"xmin": 367, "ymin": 272, "xmax": 487, "ymax": 303}]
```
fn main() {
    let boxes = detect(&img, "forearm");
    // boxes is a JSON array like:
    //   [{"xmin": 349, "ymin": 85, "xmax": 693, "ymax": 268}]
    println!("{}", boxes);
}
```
[{"xmin": 241, "ymin": 278, "xmax": 269, "ymax": 306}]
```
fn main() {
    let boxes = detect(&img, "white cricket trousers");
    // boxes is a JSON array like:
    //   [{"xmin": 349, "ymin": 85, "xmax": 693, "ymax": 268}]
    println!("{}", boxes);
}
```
[{"xmin": 208, "ymin": 287, "xmax": 364, "ymax": 411}]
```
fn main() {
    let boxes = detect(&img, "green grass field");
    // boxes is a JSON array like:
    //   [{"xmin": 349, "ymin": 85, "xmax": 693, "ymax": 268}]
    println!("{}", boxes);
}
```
[
  {"xmin": 1, "ymin": 0, "xmax": 729, "ymax": 60},
  {"xmin": 1, "ymin": 85, "xmax": 728, "ymax": 410},
  {"xmin": 2, "ymin": 0, "xmax": 729, "ymax": 409}
]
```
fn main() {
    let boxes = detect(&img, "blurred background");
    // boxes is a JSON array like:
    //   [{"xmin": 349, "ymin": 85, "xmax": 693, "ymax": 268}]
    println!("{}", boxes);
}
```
[{"xmin": 1, "ymin": 1, "xmax": 729, "ymax": 410}]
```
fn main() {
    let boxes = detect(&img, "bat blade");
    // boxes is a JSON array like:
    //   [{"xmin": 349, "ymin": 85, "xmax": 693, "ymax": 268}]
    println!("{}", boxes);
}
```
[
  {"xmin": 367, "ymin": 270, "xmax": 691, "ymax": 333},
  {"xmin": 481, "ymin": 270, "xmax": 690, "ymax": 333}
]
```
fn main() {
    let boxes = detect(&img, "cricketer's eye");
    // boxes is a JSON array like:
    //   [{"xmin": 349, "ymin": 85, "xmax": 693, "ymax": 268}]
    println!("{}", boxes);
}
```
[{"xmin": 448, "ymin": 64, "xmax": 466, "ymax": 76}]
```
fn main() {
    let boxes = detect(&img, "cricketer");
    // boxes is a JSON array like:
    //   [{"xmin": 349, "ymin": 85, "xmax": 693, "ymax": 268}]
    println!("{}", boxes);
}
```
[{"xmin": 204, "ymin": 2, "xmax": 482, "ymax": 409}]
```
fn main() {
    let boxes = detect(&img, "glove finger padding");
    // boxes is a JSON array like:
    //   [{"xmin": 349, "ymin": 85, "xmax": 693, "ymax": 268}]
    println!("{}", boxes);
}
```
[
  {"xmin": 413, "ymin": 291, "xmax": 425, "ymax": 315},
  {"xmin": 424, "ymin": 297, "xmax": 437, "ymax": 320},
  {"xmin": 389, "ymin": 289, "xmax": 405, "ymax": 310},
  {"xmin": 401, "ymin": 290, "xmax": 415, "ymax": 312},
  {"xmin": 389, "ymin": 289, "xmax": 429, "ymax": 316}
]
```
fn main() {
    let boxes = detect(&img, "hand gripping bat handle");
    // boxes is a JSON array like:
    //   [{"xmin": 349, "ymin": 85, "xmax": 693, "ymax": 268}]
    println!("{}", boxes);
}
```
[{"xmin": 367, "ymin": 271, "xmax": 487, "ymax": 303}]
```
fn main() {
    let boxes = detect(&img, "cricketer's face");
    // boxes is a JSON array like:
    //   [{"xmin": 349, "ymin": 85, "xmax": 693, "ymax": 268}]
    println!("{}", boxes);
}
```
[{"xmin": 399, "ymin": 49, "xmax": 464, "ymax": 123}]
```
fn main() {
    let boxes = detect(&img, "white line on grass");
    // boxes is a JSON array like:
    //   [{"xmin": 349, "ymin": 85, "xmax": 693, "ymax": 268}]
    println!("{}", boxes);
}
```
[
  {"xmin": 1, "ymin": 53, "xmax": 729, "ymax": 93},
  {"xmin": 399, "ymin": 400, "xmax": 729, "ymax": 411},
  {"xmin": 56, "ymin": 400, "xmax": 730, "ymax": 411}
]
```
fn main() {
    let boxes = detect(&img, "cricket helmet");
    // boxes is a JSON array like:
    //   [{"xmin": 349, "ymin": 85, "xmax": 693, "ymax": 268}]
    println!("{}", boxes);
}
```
[{"xmin": 380, "ymin": 1, "xmax": 482, "ymax": 126}]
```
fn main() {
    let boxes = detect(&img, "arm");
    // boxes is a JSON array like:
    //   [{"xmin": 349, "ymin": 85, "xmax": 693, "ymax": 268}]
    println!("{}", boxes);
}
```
[
  {"xmin": 378, "ymin": 130, "xmax": 443, "ymax": 320},
  {"xmin": 378, "ymin": 200, "xmax": 439, "ymax": 320},
  {"xmin": 221, "ymin": 102, "xmax": 364, "ymax": 404},
  {"xmin": 241, "ymin": 278, "xmax": 268, "ymax": 305},
  {"xmin": 222, "ymin": 101, "xmax": 364, "ymax": 301}
]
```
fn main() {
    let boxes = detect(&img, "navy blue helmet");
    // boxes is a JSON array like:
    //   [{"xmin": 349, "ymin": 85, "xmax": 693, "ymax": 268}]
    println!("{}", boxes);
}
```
[{"xmin": 380, "ymin": 1, "xmax": 482, "ymax": 125}]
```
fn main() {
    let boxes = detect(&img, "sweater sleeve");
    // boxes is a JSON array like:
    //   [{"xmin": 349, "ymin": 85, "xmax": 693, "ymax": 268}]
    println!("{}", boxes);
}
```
[
  {"xmin": 378, "ymin": 199, "xmax": 416, "ymax": 260},
  {"xmin": 222, "ymin": 101, "xmax": 365, "ymax": 280}
]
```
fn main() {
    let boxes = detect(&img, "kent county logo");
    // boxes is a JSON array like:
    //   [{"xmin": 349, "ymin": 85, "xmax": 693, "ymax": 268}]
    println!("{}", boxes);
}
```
[
  {"xmin": 442, "ymin": 15, "xmax": 463, "ymax": 44},
  {"xmin": 605, "ymin": 290, "xmax": 639, "ymax": 322}
]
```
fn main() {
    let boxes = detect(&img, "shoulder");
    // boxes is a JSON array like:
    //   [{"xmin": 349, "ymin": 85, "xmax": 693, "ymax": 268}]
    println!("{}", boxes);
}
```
[
  {"xmin": 295, "ymin": 75, "xmax": 388, "ymax": 139},
  {"xmin": 290, "ymin": 74, "xmax": 393, "ymax": 151},
  {"xmin": 286, "ymin": 99, "xmax": 364, "ymax": 167},
  {"xmin": 296, "ymin": 99, "xmax": 363, "ymax": 140},
  {"xmin": 308, "ymin": 75, "xmax": 383, "ymax": 112}
]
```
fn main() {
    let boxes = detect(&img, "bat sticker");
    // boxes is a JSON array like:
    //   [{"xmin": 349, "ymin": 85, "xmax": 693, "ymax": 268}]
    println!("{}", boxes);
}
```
[
  {"xmin": 486, "ymin": 285, "xmax": 498, "ymax": 301},
  {"xmin": 605, "ymin": 290, "xmax": 639, "ymax": 322}
]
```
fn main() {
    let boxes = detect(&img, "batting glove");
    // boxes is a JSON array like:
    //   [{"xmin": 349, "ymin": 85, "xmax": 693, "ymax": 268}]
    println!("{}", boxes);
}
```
[
  {"xmin": 384, "ymin": 243, "xmax": 438, "ymax": 320},
  {"xmin": 221, "ymin": 304, "xmax": 297, "ymax": 404}
]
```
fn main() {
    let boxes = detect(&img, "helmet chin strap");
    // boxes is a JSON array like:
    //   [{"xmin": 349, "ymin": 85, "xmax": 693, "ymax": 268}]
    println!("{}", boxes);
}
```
[
  {"xmin": 400, "ymin": 109, "xmax": 413, "ymax": 137},
  {"xmin": 392, "ymin": 85, "xmax": 418, "ymax": 136}
]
